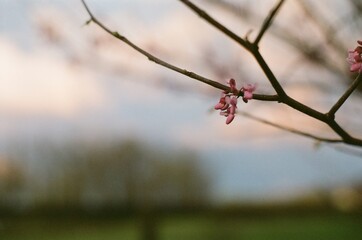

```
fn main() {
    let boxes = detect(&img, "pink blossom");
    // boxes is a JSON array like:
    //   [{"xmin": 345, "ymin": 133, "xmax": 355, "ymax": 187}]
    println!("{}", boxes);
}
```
[
  {"xmin": 214, "ymin": 94, "xmax": 229, "ymax": 110},
  {"xmin": 227, "ymin": 78, "xmax": 237, "ymax": 94},
  {"xmin": 214, "ymin": 79, "xmax": 256, "ymax": 125},
  {"xmin": 224, "ymin": 97, "xmax": 238, "ymax": 125},
  {"xmin": 230, "ymin": 96, "xmax": 237, "ymax": 107},
  {"xmin": 241, "ymin": 83, "xmax": 257, "ymax": 103},
  {"xmin": 225, "ymin": 113, "xmax": 235, "ymax": 125},
  {"xmin": 347, "ymin": 40, "xmax": 362, "ymax": 73},
  {"xmin": 217, "ymin": 96, "xmax": 237, "ymax": 124}
]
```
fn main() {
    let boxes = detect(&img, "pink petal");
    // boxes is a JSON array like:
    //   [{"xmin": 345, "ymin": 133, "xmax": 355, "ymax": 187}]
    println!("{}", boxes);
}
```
[
  {"xmin": 225, "ymin": 114, "xmax": 235, "ymax": 125},
  {"xmin": 214, "ymin": 102, "xmax": 225, "ymax": 110},
  {"xmin": 243, "ymin": 83, "xmax": 257, "ymax": 92},
  {"xmin": 355, "ymin": 46, "xmax": 362, "ymax": 53},
  {"xmin": 354, "ymin": 52, "xmax": 362, "ymax": 62},
  {"xmin": 230, "ymin": 97, "xmax": 238, "ymax": 106},
  {"xmin": 228, "ymin": 78, "xmax": 236, "ymax": 88},
  {"xmin": 228, "ymin": 78, "xmax": 237, "ymax": 93},
  {"xmin": 350, "ymin": 63, "xmax": 362, "ymax": 72},
  {"xmin": 221, "ymin": 103, "xmax": 230, "ymax": 110},
  {"xmin": 243, "ymin": 91, "xmax": 253, "ymax": 100},
  {"xmin": 229, "ymin": 105, "xmax": 236, "ymax": 115}
]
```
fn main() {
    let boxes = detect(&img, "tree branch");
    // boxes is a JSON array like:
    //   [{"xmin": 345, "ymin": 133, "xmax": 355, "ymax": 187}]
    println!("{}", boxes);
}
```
[
  {"xmin": 253, "ymin": 0, "xmax": 286, "ymax": 46},
  {"xmin": 81, "ymin": 0, "xmax": 362, "ymax": 147},
  {"xmin": 179, "ymin": 0, "xmax": 250, "ymax": 49},
  {"xmin": 178, "ymin": 0, "xmax": 362, "ymax": 147},
  {"xmin": 80, "ymin": 0, "xmax": 229, "ymax": 92},
  {"xmin": 328, "ymin": 73, "xmax": 362, "ymax": 118},
  {"xmin": 239, "ymin": 111, "xmax": 343, "ymax": 143},
  {"xmin": 179, "ymin": 0, "xmax": 287, "ymax": 98},
  {"xmin": 81, "ymin": 0, "xmax": 277, "ymax": 101}
]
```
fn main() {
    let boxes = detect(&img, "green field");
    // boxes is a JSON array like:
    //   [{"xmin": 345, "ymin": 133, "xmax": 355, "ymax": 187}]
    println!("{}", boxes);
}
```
[{"xmin": 1, "ymin": 213, "xmax": 361, "ymax": 240}]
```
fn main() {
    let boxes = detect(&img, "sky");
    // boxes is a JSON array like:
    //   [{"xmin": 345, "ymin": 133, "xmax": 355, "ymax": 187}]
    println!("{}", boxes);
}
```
[{"xmin": 1, "ymin": 0, "xmax": 362, "ymax": 203}]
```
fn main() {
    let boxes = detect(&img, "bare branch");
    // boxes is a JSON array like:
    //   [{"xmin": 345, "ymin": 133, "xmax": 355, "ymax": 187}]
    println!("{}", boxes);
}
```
[
  {"xmin": 254, "ymin": 0, "xmax": 286, "ymax": 46},
  {"xmin": 239, "ymin": 111, "xmax": 343, "ymax": 143},
  {"xmin": 81, "ymin": 0, "xmax": 362, "ymax": 147},
  {"xmin": 251, "ymin": 50, "xmax": 287, "ymax": 98},
  {"xmin": 81, "ymin": 0, "xmax": 277, "ymax": 102},
  {"xmin": 179, "ymin": 0, "xmax": 287, "ymax": 97},
  {"xmin": 81, "ymin": 0, "xmax": 229, "ymax": 92},
  {"xmin": 179, "ymin": 1, "xmax": 362, "ymax": 146},
  {"xmin": 178, "ymin": 0, "xmax": 249, "ymax": 49},
  {"xmin": 205, "ymin": 0, "xmax": 346, "ymax": 77},
  {"xmin": 328, "ymin": 73, "xmax": 362, "ymax": 117}
]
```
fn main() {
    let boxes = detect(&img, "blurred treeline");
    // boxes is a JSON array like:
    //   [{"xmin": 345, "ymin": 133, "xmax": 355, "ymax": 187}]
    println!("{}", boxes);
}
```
[
  {"xmin": 2, "ymin": 138, "xmax": 362, "ymax": 217},
  {"xmin": 0, "ymin": 139, "xmax": 211, "ymax": 214}
]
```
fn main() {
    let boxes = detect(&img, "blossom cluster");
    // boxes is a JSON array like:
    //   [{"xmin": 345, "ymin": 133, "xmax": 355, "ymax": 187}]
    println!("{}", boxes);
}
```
[
  {"xmin": 214, "ymin": 79, "xmax": 256, "ymax": 125},
  {"xmin": 347, "ymin": 40, "xmax": 362, "ymax": 73},
  {"xmin": 213, "ymin": 42, "xmax": 362, "ymax": 126}
]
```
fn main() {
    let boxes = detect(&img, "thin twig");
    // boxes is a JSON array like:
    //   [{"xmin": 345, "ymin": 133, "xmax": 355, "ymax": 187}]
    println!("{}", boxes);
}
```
[
  {"xmin": 179, "ymin": 0, "xmax": 362, "ymax": 146},
  {"xmin": 205, "ymin": 0, "xmax": 346, "ymax": 77},
  {"xmin": 81, "ymin": 1, "xmax": 227, "ymax": 91},
  {"xmin": 251, "ymin": 49, "xmax": 287, "ymax": 97},
  {"xmin": 81, "ymin": 0, "xmax": 278, "ymax": 102},
  {"xmin": 179, "ymin": 0, "xmax": 287, "ymax": 98},
  {"xmin": 254, "ymin": 0, "xmax": 286, "ymax": 46},
  {"xmin": 81, "ymin": 0, "xmax": 362, "ymax": 147},
  {"xmin": 328, "ymin": 73, "xmax": 362, "ymax": 117},
  {"xmin": 179, "ymin": 0, "xmax": 249, "ymax": 48},
  {"xmin": 333, "ymin": 145, "xmax": 362, "ymax": 158},
  {"xmin": 239, "ymin": 111, "xmax": 343, "ymax": 143}
]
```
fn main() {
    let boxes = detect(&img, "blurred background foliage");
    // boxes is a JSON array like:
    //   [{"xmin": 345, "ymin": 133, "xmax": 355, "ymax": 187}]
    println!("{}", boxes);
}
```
[
  {"xmin": 1, "ymin": 138, "xmax": 362, "ymax": 240},
  {"xmin": 0, "ymin": 139, "xmax": 210, "ymax": 210}
]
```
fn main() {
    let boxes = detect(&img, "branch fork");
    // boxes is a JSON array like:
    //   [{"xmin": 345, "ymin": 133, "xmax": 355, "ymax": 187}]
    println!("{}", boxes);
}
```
[{"xmin": 81, "ymin": 0, "xmax": 362, "ymax": 147}]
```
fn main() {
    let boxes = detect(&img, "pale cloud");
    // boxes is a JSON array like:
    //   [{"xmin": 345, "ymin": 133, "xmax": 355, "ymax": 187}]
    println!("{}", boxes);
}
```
[{"xmin": 0, "ymin": 37, "xmax": 103, "ymax": 117}]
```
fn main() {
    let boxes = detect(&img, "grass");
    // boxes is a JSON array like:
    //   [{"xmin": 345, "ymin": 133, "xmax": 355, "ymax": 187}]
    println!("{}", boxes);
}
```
[
  {"xmin": 160, "ymin": 214, "xmax": 362, "ymax": 240},
  {"xmin": 1, "ymin": 212, "xmax": 361, "ymax": 240},
  {"xmin": 0, "ymin": 218, "xmax": 138, "ymax": 240}
]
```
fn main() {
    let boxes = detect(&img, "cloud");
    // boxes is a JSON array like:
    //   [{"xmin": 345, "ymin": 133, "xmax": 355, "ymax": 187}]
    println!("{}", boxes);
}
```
[{"xmin": 0, "ymin": 37, "xmax": 104, "ymax": 117}]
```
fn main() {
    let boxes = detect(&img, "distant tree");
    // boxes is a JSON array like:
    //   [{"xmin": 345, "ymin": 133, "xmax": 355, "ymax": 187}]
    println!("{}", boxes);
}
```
[
  {"xmin": 35, "ymin": 139, "xmax": 211, "ymax": 209},
  {"xmin": 0, "ymin": 158, "xmax": 24, "ymax": 207}
]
